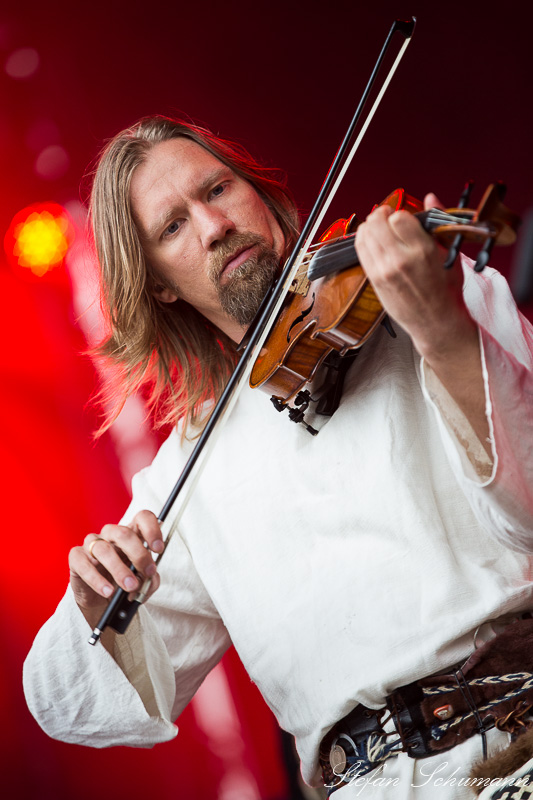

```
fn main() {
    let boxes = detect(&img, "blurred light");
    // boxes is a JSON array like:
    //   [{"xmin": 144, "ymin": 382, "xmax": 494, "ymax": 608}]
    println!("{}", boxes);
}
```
[
  {"xmin": 5, "ymin": 47, "xmax": 39, "ymax": 79},
  {"xmin": 4, "ymin": 202, "xmax": 74, "ymax": 278},
  {"xmin": 34, "ymin": 145, "xmax": 70, "ymax": 180}
]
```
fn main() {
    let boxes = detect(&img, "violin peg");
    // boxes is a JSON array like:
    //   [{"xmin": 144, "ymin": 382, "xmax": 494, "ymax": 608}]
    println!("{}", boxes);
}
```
[
  {"xmin": 458, "ymin": 180, "xmax": 475, "ymax": 210},
  {"xmin": 444, "ymin": 233, "xmax": 464, "ymax": 270},
  {"xmin": 474, "ymin": 237, "xmax": 496, "ymax": 272},
  {"xmin": 443, "ymin": 181, "xmax": 473, "ymax": 268},
  {"xmin": 495, "ymin": 181, "xmax": 507, "ymax": 201}
]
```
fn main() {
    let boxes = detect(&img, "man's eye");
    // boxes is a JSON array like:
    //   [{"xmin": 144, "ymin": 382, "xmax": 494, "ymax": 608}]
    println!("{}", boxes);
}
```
[
  {"xmin": 164, "ymin": 220, "xmax": 181, "ymax": 237},
  {"xmin": 210, "ymin": 183, "xmax": 225, "ymax": 198}
]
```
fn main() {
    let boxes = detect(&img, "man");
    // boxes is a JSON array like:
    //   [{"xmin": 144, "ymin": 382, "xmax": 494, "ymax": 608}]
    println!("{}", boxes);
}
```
[{"xmin": 24, "ymin": 116, "xmax": 533, "ymax": 798}]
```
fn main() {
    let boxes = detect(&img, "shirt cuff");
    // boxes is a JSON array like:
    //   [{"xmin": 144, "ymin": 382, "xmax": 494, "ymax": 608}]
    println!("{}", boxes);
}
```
[
  {"xmin": 23, "ymin": 586, "xmax": 178, "ymax": 748},
  {"xmin": 420, "ymin": 329, "xmax": 496, "ymax": 485}
]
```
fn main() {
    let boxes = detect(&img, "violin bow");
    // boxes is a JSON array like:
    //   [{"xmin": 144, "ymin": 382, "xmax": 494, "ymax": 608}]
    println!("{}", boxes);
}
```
[{"xmin": 89, "ymin": 17, "xmax": 417, "ymax": 645}]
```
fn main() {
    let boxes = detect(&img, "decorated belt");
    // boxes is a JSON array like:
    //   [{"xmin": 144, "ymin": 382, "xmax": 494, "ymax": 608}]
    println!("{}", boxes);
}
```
[{"xmin": 319, "ymin": 617, "xmax": 533, "ymax": 794}]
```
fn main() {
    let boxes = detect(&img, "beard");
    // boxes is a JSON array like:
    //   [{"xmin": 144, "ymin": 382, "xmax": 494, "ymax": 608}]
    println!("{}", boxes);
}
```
[{"xmin": 207, "ymin": 232, "xmax": 280, "ymax": 327}]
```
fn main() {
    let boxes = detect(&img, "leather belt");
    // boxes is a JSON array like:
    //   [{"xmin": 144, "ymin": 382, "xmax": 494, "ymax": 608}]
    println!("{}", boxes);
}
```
[{"xmin": 319, "ymin": 617, "xmax": 533, "ymax": 793}]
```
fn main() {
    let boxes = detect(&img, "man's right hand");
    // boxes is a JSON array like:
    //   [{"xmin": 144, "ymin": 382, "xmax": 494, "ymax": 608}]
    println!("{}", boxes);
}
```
[{"xmin": 68, "ymin": 510, "xmax": 163, "ymax": 629}]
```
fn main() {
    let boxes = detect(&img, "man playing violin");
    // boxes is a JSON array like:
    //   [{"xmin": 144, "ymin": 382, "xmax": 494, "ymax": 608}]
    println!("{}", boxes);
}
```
[{"xmin": 24, "ymin": 116, "xmax": 533, "ymax": 798}]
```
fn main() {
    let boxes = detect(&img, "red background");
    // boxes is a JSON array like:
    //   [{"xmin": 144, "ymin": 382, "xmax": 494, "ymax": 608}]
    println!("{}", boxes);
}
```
[{"xmin": 1, "ymin": 2, "xmax": 532, "ymax": 799}]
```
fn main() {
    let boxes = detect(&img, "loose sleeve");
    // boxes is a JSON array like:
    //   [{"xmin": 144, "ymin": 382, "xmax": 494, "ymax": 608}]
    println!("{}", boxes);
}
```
[
  {"xmin": 23, "ymin": 434, "xmax": 232, "ymax": 746},
  {"xmin": 420, "ymin": 255, "xmax": 533, "ymax": 552},
  {"xmin": 23, "ymin": 587, "xmax": 179, "ymax": 747}
]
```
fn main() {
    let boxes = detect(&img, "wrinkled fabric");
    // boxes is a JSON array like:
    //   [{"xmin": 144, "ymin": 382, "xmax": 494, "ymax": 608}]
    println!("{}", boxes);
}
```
[{"xmin": 24, "ymin": 256, "xmax": 533, "ymax": 791}]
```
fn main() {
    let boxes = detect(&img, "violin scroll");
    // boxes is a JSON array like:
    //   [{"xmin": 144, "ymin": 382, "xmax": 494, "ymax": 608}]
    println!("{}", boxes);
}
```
[{"xmin": 428, "ymin": 182, "xmax": 520, "ymax": 247}]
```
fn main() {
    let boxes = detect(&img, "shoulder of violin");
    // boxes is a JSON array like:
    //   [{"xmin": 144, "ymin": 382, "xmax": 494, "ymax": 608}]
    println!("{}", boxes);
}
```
[
  {"xmin": 319, "ymin": 213, "xmax": 359, "ymax": 241},
  {"xmin": 377, "ymin": 188, "xmax": 424, "ymax": 214}
]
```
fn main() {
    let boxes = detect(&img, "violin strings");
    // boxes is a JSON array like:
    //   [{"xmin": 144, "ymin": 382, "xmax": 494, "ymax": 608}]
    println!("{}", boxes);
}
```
[
  {"xmin": 287, "ymin": 209, "xmax": 478, "ymax": 287},
  {"xmin": 300, "ymin": 209, "xmax": 474, "ymax": 262},
  {"xmin": 293, "ymin": 212, "xmax": 470, "ymax": 281},
  {"xmin": 303, "ymin": 232, "xmax": 357, "ymax": 256}
]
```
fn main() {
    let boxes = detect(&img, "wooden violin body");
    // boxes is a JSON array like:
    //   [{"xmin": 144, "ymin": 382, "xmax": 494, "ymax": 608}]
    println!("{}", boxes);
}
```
[
  {"xmin": 249, "ymin": 183, "xmax": 520, "ymax": 404},
  {"xmin": 249, "ymin": 189, "xmax": 423, "ymax": 402}
]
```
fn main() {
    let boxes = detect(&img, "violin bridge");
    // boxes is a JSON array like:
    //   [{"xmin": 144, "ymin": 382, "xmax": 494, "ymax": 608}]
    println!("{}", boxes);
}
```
[{"xmin": 289, "ymin": 270, "xmax": 311, "ymax": 297}]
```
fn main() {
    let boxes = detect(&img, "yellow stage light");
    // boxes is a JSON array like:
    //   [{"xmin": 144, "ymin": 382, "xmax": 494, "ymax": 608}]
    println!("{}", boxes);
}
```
[{"xmin": 5, "ymin": 203, "xmax": 74, "ymax": 278}]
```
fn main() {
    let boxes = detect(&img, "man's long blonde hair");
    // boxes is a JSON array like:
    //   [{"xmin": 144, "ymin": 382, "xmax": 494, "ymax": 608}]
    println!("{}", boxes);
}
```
[{"xmin": 89, "ymin": 115, "xmax": 299, "ymax": 435}]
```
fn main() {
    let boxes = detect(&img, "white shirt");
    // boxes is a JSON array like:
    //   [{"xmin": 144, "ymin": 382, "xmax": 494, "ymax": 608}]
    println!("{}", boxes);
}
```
[{"xmin": 23, "ymin": 257, "xmax": 533, "ymax": 787}]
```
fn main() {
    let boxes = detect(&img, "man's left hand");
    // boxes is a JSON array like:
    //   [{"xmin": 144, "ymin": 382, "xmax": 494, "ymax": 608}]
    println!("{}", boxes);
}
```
[
  {"xmin": 355, "ymin": 193, "xmax": 478, "ymax": 362},
  {"xmin": 355, "ymin": 192, "xmax": 491, "ymax": 456}
]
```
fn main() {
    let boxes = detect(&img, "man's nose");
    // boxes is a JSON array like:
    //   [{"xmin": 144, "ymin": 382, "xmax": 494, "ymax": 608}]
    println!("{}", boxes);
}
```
[{"xmin": 197, "ymin": 205, "xmax": 236, "ymax": 249}]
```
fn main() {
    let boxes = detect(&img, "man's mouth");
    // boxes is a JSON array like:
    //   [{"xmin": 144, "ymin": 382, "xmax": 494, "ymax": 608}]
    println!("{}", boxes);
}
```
[{"xmin": 220, "ymin": 245, "xmax": 257, "ymax": 283}]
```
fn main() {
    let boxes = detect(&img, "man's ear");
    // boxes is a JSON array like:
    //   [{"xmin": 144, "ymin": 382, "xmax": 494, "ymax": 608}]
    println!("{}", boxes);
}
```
[{"xmin": 153, "ymin": 284, "xmax": 179, "ymax": 303}]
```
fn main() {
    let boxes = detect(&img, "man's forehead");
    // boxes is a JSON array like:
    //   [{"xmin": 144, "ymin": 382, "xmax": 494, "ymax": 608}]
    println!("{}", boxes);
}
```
[
  {"xmin": 130, "ymin": 138, "xmax": 233, "ymax": 237},
  {"xmin": 143, "ymin": 137, "xmax": 228, "ymax": 183}
]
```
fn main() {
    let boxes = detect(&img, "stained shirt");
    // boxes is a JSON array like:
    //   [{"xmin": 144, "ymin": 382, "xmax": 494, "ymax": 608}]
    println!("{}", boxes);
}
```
[{"xmin": 23, "ymin": 257, "xmax": 533, "ymax": 787}]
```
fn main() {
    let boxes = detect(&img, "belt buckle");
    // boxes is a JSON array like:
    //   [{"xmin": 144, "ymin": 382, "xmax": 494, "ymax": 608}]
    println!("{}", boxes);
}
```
[
  {"xmin": 330, "ymin": 706, "xmax": 384, "ymax": 769},
  {"xmin": 324, "ymin": 705, "xmax": 387, "ymax": 784}
]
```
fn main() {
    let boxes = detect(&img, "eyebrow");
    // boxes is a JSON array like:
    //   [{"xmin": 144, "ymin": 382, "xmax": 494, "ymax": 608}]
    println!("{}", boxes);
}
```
[{"xmin": 143, "ymin": 165, "xmax": 232, "ymax": 242}]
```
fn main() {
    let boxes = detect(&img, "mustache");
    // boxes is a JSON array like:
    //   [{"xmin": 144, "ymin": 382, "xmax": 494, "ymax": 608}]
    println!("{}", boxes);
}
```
[{"xmin": 208, "ymin": 232, "xmax": 268, "ymax": 277}]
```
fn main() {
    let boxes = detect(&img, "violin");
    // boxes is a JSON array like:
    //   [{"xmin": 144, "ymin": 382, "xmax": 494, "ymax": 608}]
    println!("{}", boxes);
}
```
[{"xmin": 250, "ymin": 184, "xmax": 520, "ymax": 406}]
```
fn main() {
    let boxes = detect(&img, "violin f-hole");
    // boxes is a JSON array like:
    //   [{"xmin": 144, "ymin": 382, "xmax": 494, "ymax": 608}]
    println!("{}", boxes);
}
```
[{"xmin": 287, "ymin": 293, "xmax": 316, "ymax": 343}]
